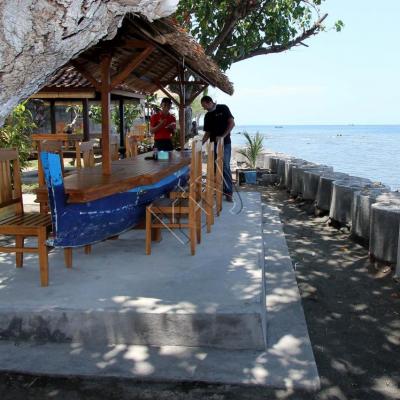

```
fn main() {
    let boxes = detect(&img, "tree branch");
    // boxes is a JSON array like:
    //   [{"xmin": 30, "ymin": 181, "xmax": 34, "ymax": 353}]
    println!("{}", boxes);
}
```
[
  {"xmin": 234, "ymin": 13, "xmax": 328, "ymax": 63},
  {"xmin": 205, "ymin": 0, "xmax": 260, "ymax": 56}
]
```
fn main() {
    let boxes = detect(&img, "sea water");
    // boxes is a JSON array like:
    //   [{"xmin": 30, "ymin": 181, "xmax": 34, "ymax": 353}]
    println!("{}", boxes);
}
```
[{"xmin": 231, "ymin": 125, "xmax": 400, "ymax": 190}]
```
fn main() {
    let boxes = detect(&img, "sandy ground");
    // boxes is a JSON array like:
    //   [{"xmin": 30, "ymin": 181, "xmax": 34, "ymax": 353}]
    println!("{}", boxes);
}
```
[{"xmin": 0, "ymin": 185, "xmax": 399, "ymax": 399}]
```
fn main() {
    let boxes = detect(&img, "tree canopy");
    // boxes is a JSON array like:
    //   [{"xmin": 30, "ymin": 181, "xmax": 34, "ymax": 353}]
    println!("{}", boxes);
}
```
[{"xmin": 176, "ymin": 0, "xmax": 343, "ymax": 71}]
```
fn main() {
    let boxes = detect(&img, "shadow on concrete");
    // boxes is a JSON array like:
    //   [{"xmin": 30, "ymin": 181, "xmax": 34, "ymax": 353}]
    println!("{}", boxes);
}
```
[{"xmin": 262, "ymin": 187, "xmax": 400, "ymax": 400}]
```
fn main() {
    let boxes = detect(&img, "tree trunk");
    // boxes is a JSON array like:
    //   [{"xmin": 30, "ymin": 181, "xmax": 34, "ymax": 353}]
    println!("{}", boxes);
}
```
[
  {"xmin": 185, "ymin": 106, "xmax": 193, "ymax": 139},
  {"xmin": 0, "ymin": 0, "xmax": 178, "ymax": 126}
]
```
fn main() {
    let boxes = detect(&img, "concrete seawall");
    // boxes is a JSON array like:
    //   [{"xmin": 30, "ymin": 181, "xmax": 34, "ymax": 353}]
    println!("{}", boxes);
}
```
[{"xmin": 250, "ymin": 151, "xmax": 400, "ymax": 270}]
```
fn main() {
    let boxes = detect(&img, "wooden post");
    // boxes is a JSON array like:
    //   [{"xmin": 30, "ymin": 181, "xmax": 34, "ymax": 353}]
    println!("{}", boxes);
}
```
[
  {"xmin": 179, "ymin": 97, "xmax": 185, "ymax": 150},
  {"xmin": 82, "ymin": 98, "xmax": 90, "ymax": 142},
  {"xmin": 100, "ymin": 54, "xmax": 112, "ymax": 175},
  {"xmin": 177, "ymin": 65, "xmax": 186, "ymax": 150},
  {"xmin": 50, "ymin": 100, "xmax": 56, "ymax": 134},
  {"xmin": 119, "ymin": 98, "xmax": 125, "ymax": 150}
]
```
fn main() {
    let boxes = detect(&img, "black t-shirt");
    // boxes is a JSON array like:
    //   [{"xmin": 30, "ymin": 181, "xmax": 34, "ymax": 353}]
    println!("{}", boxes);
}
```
[{"xmin": 203, "ymin": 104, "xmax": 234, "ymax": 145}]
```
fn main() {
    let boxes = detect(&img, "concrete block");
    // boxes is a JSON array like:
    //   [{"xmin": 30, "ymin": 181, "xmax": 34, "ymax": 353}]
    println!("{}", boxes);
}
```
[
  {"xmin": 291, "ymin": 164, "xmax": 330, "ymax": 198},
  {"xmin": 302, "ymin": 167, "xmax": 334, "ymax": 201},
  {"xmin": 370, "ymin": 192, "xmax": 400, "ymax": 264},
  {"xmin": 259, "ymin": 173, "xmax": 279, "ymax": 186},
  {"xmin": 351, "ymin": 185, "xmax": 390, "ymax": 242},
  {"xmin": 266, "ymin": 156, "xmax": 279, "ymax": 173},
  {"xmin": 396, "ymin": 233, "xmax": 400, "ymax": 279},
  {"xmin": 276, "ymin": 158, "xmax": 288, "ymax": 187},
  {"xmin": 315, "ymin": 172, "xmax": 350, "ymax": 212},
  {"xmin": 329, "ymin": 177, "xmax": 372, "ymax": 225},
  {"xmin": 284, "ymin": 159, "xmax": 305, "ymax": 193}
]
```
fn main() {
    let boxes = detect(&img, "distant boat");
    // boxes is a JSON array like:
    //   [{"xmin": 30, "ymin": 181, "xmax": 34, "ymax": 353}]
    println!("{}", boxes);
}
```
[{"xmin": 274, "ymin": 126, "xmax": 283, "ymax": 128}]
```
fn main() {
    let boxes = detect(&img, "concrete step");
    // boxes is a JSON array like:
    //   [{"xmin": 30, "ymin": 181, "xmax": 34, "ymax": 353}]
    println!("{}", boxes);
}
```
[
  {"xmin": 0, "ymin": 340, "xmax": 319, "ymax": 389},
  {"xmin": 0, "ymin": 193, "xmax": 265, "ymax": 351},
  {"xmin": 0, "ymin": 308, "xmax": 265, "ymax": 350},
  {"xmin": 0, "ymin": 193, "xmax": 319, "ymax": 389}
]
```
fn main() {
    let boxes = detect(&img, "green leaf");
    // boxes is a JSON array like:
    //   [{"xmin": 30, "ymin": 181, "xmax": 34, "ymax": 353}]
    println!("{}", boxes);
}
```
[{"xmin": 237, "ymin": 132, "xmax": 264, "ymax": 169}]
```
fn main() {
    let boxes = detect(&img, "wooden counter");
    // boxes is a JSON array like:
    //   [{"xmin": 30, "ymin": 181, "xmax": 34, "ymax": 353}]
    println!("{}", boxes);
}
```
[{"xmin": 63, "ymin": 152, "xmax": 190, "ymax": 203}]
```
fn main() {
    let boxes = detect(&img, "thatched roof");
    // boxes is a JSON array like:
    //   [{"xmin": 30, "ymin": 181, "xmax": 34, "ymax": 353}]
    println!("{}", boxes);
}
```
[
  {"xmin": 41, "ymin": 15, "xmax": 233, "ymax": 97},
  {"xmin": 41, "ymin": 65, "xmax": 142, "ymax": 98}
]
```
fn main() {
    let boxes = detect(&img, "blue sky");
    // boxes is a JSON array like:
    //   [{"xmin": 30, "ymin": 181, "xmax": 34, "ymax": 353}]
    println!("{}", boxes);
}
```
[{"xmin": 212, "ymin": 0, "xmax": 400, "ymax": 126}]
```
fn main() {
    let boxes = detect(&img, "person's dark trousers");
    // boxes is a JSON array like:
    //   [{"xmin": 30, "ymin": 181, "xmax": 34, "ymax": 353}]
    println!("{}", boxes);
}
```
[
  {"xmin": 154, "ymin": 140, "xmax": 173, "ymax": 151},
  {"xmin": 214, "ymin": 142, "xmax": 233, "ymax": 196},
  {"xmin": 223, "ymin": 143, "xmax": 233, "ymax": 195}
]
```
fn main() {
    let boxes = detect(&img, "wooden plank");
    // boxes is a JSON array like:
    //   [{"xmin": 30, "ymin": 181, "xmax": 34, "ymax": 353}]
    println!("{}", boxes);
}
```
[
  {"xmin": 33, "ymin": 91, "xmax": 97, "ymax": 99},
  {"xmin": 38, "ymin": 228, "xmax": 49, "ymax": 286},
  {"xmin": 188, "ymin": 84, "xmax": 208, "ymax": 105},
  {"xmin": 63, "ymin": 152, "xmax": 190, "ymax": 203},
  {"xmin": 122, "ymin": 39, "xmax": 151, "ymax": 48},
  {"xmin": 0, "ymin": 246, "xmax": 38, "ymax": 254},
  {"xmin": 154, "ymin": 82, "xmax": 180, "ymax": 107},
  {"xmin": 50, "ymin": 100, "xmax": 56, "ymax": 134},
  {"xmin": 110, "ymin": 46, "xmax": 155, "ymax": 89},
  {"xmin": 161, "ymin": 80, "xmax": 206, "ymax": 86},
  {"xmin": 82, "ymin": 98, "xmax": 90, "ymax": 141},
  {"xmin": 0, "ymin": 149, "xmax": 18, "ymax": 161},
  {"xmin": 31, "ymin": 134, "xmax": 82, "ymax": 142},
  {"xmin": 70, "ymin": 61, "xmax": 101, "ymax": 91},
  {"xmin": 0, "ymin": 161, "xmax": 12, "ymax": 206},
  {"xmin": 118, "ymin": 98, "xmax": 124, "ymax": 148}
]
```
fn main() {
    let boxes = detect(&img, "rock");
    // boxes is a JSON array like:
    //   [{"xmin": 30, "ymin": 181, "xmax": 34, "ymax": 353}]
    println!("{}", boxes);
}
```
[{"xmin": 0, "ymin": 0, "xmax": 177, "ymax": 124}]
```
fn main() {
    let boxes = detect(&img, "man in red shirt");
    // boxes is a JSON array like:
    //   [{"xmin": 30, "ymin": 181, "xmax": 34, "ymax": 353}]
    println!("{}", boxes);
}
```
[{"xmin": 150, "ymin": 97, "xmax": 176, "ymax": 151}]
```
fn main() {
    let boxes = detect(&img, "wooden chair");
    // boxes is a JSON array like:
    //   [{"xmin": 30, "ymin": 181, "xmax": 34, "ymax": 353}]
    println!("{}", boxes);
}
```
[
  {"xmin": 215, "ymin": 137, "xmax": 224, "ymax": 216},
  {"xmin": 169, "ymin": 140, "xmax": 215, "ymax": 233},
  {"xmin": 56, "ymin": 122, "xmax": 65, "ymax": 134},
  {"xmin": 125, "ymin": 134, "xmax": 138, "ymax": 158},
  {"xmin": 203, "ymin": 141, "xmax": 215, "ymax": 232},
  {"xmin": 110, "ymin": 134, "xmax": 120, "ymax": 161},
  {"xmin": 76, "ymin": 140, "xmax": 96, "ymax": 168},
  {"xmin": 131, "ymin": 124, "xmax": 147, "ymax": 141},
  {"xmin": 0, "ymin": 149, "xmax": 70, "ymax": 287},
  {"xmin": 146, "ymin": 140, "xmax": 202, "ymax": 255}
]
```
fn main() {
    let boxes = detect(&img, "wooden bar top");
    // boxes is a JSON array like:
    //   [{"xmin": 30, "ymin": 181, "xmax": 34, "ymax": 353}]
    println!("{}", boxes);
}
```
[{"xmin": 64, "ymin": 151, "xmax": 190, "ymax": 203}]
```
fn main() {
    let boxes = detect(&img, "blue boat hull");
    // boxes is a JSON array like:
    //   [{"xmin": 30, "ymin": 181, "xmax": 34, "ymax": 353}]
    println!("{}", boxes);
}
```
[{"xmin": 41, "ymin": 152, "xmax": 189, "ymax": 247}]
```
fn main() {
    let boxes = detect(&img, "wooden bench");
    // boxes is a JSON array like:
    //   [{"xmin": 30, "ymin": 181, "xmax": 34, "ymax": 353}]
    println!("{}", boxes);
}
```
[{"xmin": 0, "ymin": 148, "xmax": 70, "ymax": 287}]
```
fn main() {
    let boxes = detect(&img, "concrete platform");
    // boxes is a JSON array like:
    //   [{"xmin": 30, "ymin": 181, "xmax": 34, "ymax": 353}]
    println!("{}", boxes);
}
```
[{"xmin": 0, "ymin": 192, "xmax": 319, "ymax": 390}]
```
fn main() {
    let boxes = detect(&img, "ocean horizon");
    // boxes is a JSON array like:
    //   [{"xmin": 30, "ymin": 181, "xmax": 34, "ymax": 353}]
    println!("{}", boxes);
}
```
[{"xmin": 229, "ymin": 124, "xmax": 400, "ymax": 190}]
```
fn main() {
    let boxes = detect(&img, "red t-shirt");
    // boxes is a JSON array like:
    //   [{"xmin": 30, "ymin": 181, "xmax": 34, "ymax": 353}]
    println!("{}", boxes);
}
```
[{"xmin": 150, "ymin": 112, "xmax": 176, "ymax": 141}]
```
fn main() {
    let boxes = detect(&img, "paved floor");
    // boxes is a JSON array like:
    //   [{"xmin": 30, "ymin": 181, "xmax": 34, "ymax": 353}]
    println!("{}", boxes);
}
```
[{"xmin": 0, "ymin": 192, "xmax": 318, "ymax": 389}]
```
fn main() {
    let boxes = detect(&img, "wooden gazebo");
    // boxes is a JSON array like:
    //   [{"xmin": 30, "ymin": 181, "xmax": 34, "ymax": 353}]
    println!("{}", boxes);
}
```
[
  {"xmin": 33, "ymin": 66, "xmax": 145, "ymax": 145},
  {"xmin": 40, "ymin": 15, "xmax": 233, "ymax": 175}
]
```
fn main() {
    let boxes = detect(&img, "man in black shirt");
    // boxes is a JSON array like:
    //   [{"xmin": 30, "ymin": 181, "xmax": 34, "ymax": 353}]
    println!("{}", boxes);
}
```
[{"xmin": 201, "ymin": 95, "xmax": 235, "ymax": 202}]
